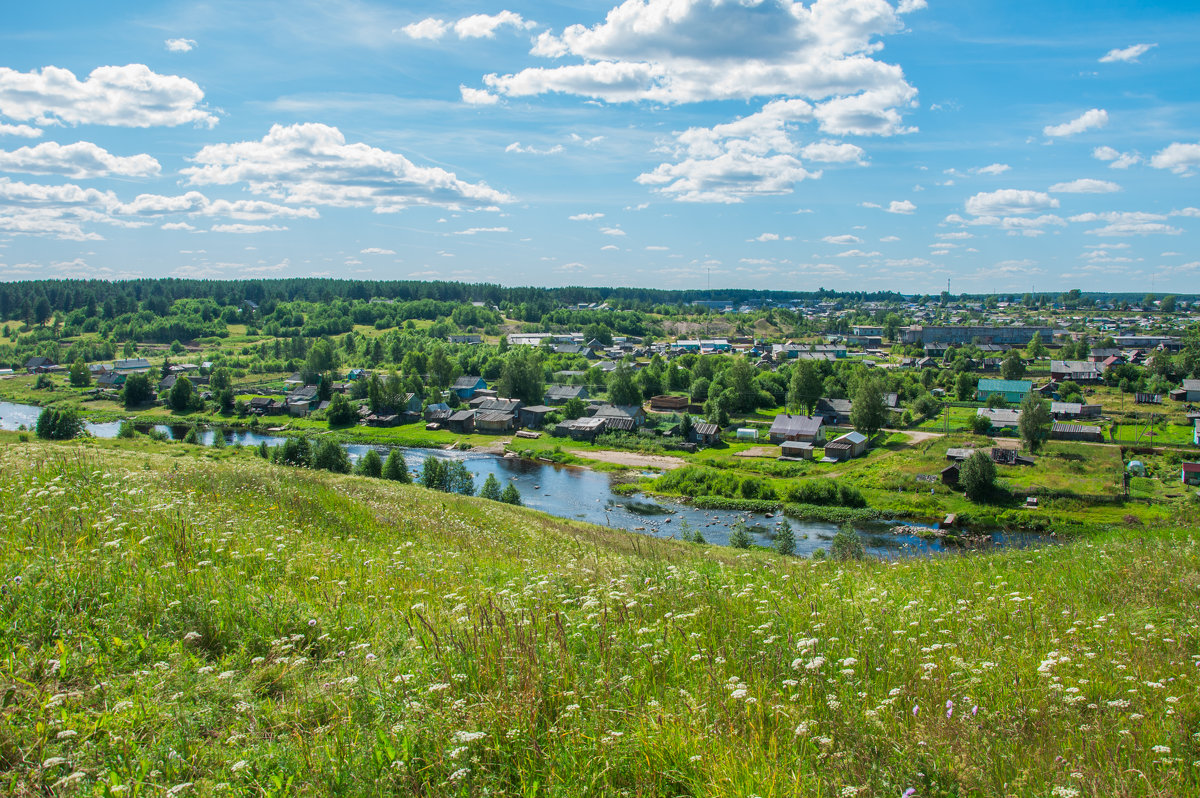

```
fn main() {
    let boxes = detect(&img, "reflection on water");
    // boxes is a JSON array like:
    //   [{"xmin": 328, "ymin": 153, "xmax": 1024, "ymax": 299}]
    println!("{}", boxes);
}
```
[{"xmin": 0, "ymin": 401, "xmax": 1054, "ymax": 557}]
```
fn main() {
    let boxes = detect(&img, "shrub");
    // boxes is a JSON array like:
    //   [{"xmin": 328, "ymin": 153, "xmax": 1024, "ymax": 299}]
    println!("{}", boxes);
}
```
[
  {"xmin": 313, "ymin": 439, "xmax": 351, "ymax": 473},
  {"xmin": 355, "ymin": 449, "xmax": 383, "ymax": 478},
  {"xmin": 383, "ymin": 449, "xmax": 410, "ymax": 483},
  {"xmin": 499, "ymin": 484, "xmax": 522, "ymax": 505},
  {"xmin": 35, "ymin": 406, "xmax": 83, "ymax": 440},
  {"xmin": 774, "ymin": 519, "xmax": 796, "ymax": 556},
  {"xmin": 729, "ymin": 521, "xmax": 751, "ymax": 549},
  {"xmin": 830, "ymin": 524, "xmax": 865, "ymax": 561},
  {"xmin": 117, "ymin": 420, "xmax": 137, "ymax": 439},
  {"xmin": 960, "ymin": 450, "xmax": 996, "ymax": 501}
]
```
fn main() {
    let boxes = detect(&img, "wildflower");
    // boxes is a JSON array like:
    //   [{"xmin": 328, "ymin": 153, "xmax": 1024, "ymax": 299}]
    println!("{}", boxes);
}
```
[
  {"xmin": 55, "ymin": 730, "xmax": 77, "ymax": 740},
  {"xmin": 231, "ymin": 760, "xmax": 250, "ymax": 772},
  {"xmin": 912, "ymin": 705, "xmax": 919, "ymax": 717},
  {"xmin": 945, "ymin": 699, "xmax": 954, "ymax": 718},
  {"xmin": 1152, "ymin": 745, "xmax": 1171, "ymax": 754},
  {"xmin": 308, "ymin": 619, "xmax": 317, "ymax": 627},
  {"xmin": 453, "ymin": 731, "xmax": 486, "ymax": 743},
  {"xmin": 903, "ymin": 790, "xmax": 916, "ymax": 798},
  {"xmin": 42, "ymin": 757, "xmax": 68, "ymax": 768}
]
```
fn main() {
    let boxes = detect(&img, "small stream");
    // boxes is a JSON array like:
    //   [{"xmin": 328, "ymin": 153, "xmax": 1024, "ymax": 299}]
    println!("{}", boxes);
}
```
[{"xmin": 0, "ymin": 401, "xmax": 1054, "ymax": 558}]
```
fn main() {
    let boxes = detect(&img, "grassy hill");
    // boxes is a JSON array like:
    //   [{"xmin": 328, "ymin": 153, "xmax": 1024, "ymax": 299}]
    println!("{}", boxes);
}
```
[{"xmin": 1, "ymin": 437, "xmax": 1198, "ymax": 796}]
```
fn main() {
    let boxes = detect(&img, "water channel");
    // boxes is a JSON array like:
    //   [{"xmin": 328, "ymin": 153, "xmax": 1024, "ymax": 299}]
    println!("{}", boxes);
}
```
[{"xmin": 0, "ymin": 400, "xmax": 1053, "ymax": 558}]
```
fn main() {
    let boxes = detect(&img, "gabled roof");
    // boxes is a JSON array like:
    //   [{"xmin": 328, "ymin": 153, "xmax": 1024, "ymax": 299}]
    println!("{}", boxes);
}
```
[
  {"xmin": 769, "ymin": 414, "xmax": 823, "ymax": 436},
  {"xmin": 692, "ymin": 421, "xmax": 720, "ymax": 436},
  {"xmin": 977, "ymin": 378, "xmax": 1032, "ymax": 393},
  {"xmin": 452, "ymin": 375, "xmax": 486, "ymax": 390}
]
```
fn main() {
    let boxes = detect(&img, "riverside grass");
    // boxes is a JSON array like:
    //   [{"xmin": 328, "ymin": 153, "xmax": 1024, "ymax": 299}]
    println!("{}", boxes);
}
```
[{"xmin": 1, "ymin": 441, "xmax": 1199, "ymax": 796}]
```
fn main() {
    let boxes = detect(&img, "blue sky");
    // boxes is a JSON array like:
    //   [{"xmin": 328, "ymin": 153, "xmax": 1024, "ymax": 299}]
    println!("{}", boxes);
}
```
[{"xmin": 0, "ymin": 0, "xmax": 1197, "ymax": 293}]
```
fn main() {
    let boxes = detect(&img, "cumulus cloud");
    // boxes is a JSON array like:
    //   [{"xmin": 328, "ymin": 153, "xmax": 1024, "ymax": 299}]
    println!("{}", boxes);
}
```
[
  {"xmin": 1092, "ymin": 146, "xmax": 1142, "ymax": 169},
  {"xmin": 823, "ymin": 234, "xmax": 861, "ymax": 245},
  {"xmin": 1149, "ymin": 142, "xmax": 1200, "ymax": 175},
  {"xmin": 1048, "ymin": 178, "xmax": 1121, "ymax": 194},
  {"xmin": 1043, "ymin": 108, "xmax": 1108, "ymax": 138},
  {"xmin": 1100, "ymin": 43, "xmax": 1155, "ymax": 63},
  {"xmin": 404, "ymin": 12, "xmax": 534, "ymax": 40},
  {"xmin": 182, "ymin": 123, "xmax": 511, "ymax": 212},
  {"xmin": 886, "ymin": 199, "xmax": 916, "ymax": 214},
  {"xmin": 0, "ymin": 141, "xmax": 160, "ymax": 179},
  {"xmin": 0, "ymin": 64, "xmax": 217, "ymax": 128},
  {"xmin": 212, "ymin": 223, "xmax": 287, "ymax": 234},
  {"xmin": 402, "ymin": 18, "xmax": 449, "ymax": 39},
  {"xmin": 1069, "ymin": 210, "xmax": 1180, "ymax": 237},
  {"xmin": 452, "ymin": 226, "xmax": 510, "ymax": 235},
  {"xmin": 751, "ymin": 233, "xmax": 780, "ymax": 242},
  {"xmin": 460, "ymin": 85, "xmax": 500, "ymax": 105},
  {"xmin": 966, "ymin": 189, "xmax": 1059, "ymax": 216},
  {"xmin": 0, "ymin": 123, "xmax": 42, "ymax": 138},
  {"xmin": 165, "ymin": 38, "xmax": 197, "ymax": 53},
  {"xmin": 505, "ymin": 141, "xmax": 564, "ymax": 155},
  {"xmin": 476, "ymin": 0, "xmax": 921, "ymax": 201},
  {"xmin": 361, "ymin": 247, "xmax": 395, "ymax": 255},
  {"xmin": 970, "ymin": 163, "xmax": 1010, "ymax": 176},
  {"xmin": 569, "ymin": 212, "xmax": 604, "ymax": 221}
]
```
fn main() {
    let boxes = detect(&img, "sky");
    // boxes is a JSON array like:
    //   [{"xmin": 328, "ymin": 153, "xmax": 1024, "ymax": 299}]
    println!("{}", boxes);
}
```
[{"xmin": 0, "ymin": 0, "xmax": 1198, "ymax": 294}]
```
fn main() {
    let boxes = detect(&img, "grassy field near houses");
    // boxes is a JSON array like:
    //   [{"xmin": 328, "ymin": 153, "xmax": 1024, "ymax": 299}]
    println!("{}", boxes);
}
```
[{"xmin": 1, "ymin": 435, "xmax": 1199, "ymax": 795}]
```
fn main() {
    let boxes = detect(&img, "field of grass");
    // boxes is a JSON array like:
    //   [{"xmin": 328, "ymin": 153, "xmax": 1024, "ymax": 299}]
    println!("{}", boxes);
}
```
[{"xmin": 2, "ymin": 436, "xmax": 1199, "ymax": 795}]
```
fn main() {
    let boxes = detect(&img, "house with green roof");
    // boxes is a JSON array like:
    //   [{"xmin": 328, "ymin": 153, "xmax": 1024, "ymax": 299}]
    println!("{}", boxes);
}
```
[{"xmin": 976, "ymin": 378, "xmax": 1032, "ymax": 404}]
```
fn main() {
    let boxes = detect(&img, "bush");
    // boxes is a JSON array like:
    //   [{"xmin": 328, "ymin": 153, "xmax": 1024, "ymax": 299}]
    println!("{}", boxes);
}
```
[
  {"xmin": 970, "ymin": 413, "xmax": 993, "ymax": 436},
  {"xmin": 960, "ymin": 450, "xmax": 996, "ymax": 501},
  {"xmin": 499, "ymin": 484, "xmax": 522, "ymax": 505},
  {"xmin": 313, "ymin": 439, "xmax": 351, "ymax": 473},
  {"xmin": 830, "ymin": 524, "xmax": 865, "ymax": 561},
  {"xmin": 355, "ymin": 449, "xmax": 383, "ymax": 478},
  {"xmin": 35, "ymin": 406, "xmax": 83, "ymax": 440},
  {"xmin": 117, "ymin": 420, "xmax": 137, "ymax": 439},
  {"xmin": 774, "ymin": 519, "xmax": 796, "ymax": 556},
  {"xmin": 783, "ymin": 480, "xmax": 866, "ymax": 508},
  {"xmin": 183, "ymin": 426, "xmax": 201, "ymax": 445},
  {"xmin": 729, "ymin": 521, "xmax": 751, "ymax": 549},
  {"xmin": 383, "ymin": 450, "xmax": 411, "ymax": 483},
  {"xmin": 480, "ymin": 473, "xmax": 503, "ymax": 500}
]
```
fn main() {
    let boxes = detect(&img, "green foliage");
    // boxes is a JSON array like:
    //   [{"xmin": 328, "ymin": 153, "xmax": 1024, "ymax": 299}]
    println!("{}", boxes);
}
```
[
  {"xmin": 971, "ymin": 412, "xmax": 994, "ymax": 436},
  {"xmin": 773, "ymin": 518, "xmax": 795, "ymax": 556},
  {"xmin": 34, "ymin": 373, "xmax": 53, "ymax": 390},
  {"xmin": 183, "ymin": 426, "xmax": 201, "ymax": 445},
  {"xmin": 607, "ymin": 363, "xmax": 642, "ymax": 406},
  {"xmin": 1000, "ymin": 351, "xmax": 1026, "ymax": 380},
  {"xmin": 960, "ymin": 450, "xmax": 996, "ymax": 501},
  {"xmin": 122, "ymin": 372, "xmax": 153, "ymax": 408},
  {"xmin": 116, "ymin": 420, "xmax": 137, "ymax": 439},
  {"xmin": 728, "ymin": 520, "xmax": 751, "ymax": 549},
  {"xmin": 783, "ymin": 480, "xmax": 866, "ymax": 508},
  {"xmin": 563, "ymin": 397, "xmax": 586, "ymax": 420},
  {"xmin": 499, "ymin": 348, "xmax": 544, "ymax": 406},
  {"xmin": 1019, "ymin": 392, "xmax": 1052, "ymax": 453},
  {"xmin": 34, "ymin": 406, "xmax": 83, "ymax": 440},
  {"xmin": 68, "ymin": 358, "xmax": 91, "ymax": 387},
  {"xmin": 326, "ymin": 393, "xmax": 358, "ymax": 427},
  {"xmin": 787, "ymin": 360, "xmax": 823, "ymax": 414},
  {"xmin": 499, "ymin": 483, "xmax": 522, "ymax": 505},
  {"xmin": 313, "ymin": 439, "xmax": 351, "ymax": 473},
  {"xmin": 851, "ymin": 376, "xmax": 888, "ymax": 439},
  {"xmin": 382, "ymin": 449, "xmax": 411, "ymax": 483},
  {"xmin": 479, "ymin": 473, "xmax": 503, "ymax": 501},
  {"xmin": 355, "ymin": 449, "xmax": 383, "ymax": 478},
  {"xmin": 830, "ymin": 524, "xmax": 865, "ymax": 561}
]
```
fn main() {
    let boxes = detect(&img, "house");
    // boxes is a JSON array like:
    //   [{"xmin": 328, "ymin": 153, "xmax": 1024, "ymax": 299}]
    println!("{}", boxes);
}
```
[
  {"xmin": 401, "ymin": 392, "xmax": 423, "ymax": 414},
  {"xmin": 815, "ymin": 398, "xmax": 853, "ymax": 426},
  {"xmin": 1135, "ymin": 393, "xmax": 1162, "ymax": 405},
  {"xmin": 425, "ymin": 403, "xmax": 452, "ymax": 425},
  {"xmin": 824, "ymin": 431, "xmax": 868, "ymax": 462},
  {"xmin": 592, "ymin": 404, "xmax": 646, "ymax": 428},
  {"xmin": 475, "ymin": 410, "xmax": 516, "ymax": 434},
  {"xmin": 1051, "ymin": 360, "xmax": 1104, "ymax": 383},
  {"xmin": 24, "ymin": 356, "xmax": 55, "ymax": 373},
  {"xmin": 1051, "ymin": 423, "xmax": 1104, "ymax": 443},
  {"xmin": 779, "ymin": 440, "xmax": 814, "ymax": 460},
  {"xmin": 688, "ymin": 421, "xmax": 721, "ymax": 446},
  {"xmin": 977, "ymin": 407, "xmax": 1021, "ymax": 430},
  {"xmin": 941, "ymin": 462, "xmax": 961, "ymax": 486},
  {"xmin": 545, "ymin": 384, "xmax": 588, "ymax": 405},
  {"xmin": 474, "ymin": 397, "xmax": 523, "ymax": 414},
  {"xmin": 347, "ymin": 368, "xmax": 368, "ymax": 381},
  {"xmin": 553, "ymin": 416, "xmax": 607, "ymax": 442},
  {"xmin": 113, "ymin": 358, "xmax": 151, "ymax": 372},
  {"xmin": 248, "ymin": 397, "xmax": 282, "ymax": 415},
  {"xmin": 448, "ymin": 335, "xmax": 482, "ymax": 345},
  {"xmin": 650, "ymin": 395, "xmax": 689, "ymax": 412},
  {"xmin": 976, "ymin": 379, "xmax": 1032, "ymax": 404},
  {"xmin": 1182, "ymin": 380, "xmax": 1200, "ymax": 402},
  {"xmin": 96, "ymin": 372, "xmax": 126, "ymax": 389},
  {"xmin": 945, "ymin": 447, "xmax": 976, "ymax": 461},
  {"xmin": 517, "ymin": 405, "xmax": 554, "ymax": 429},
  {"xmin": 447, "ymin": 410, "xmax": 476, "ymax": 434},
  {"xmin": 1050, "ymin": 402, "xmax": 1101, "ymax": 420},
  {"xmin": 451, "ymin": 376, "xmax": 488, "ymax": 401},
  {"xmin": 768, "ymin": 414, "xmax": 826, "ymax": 444},
  {"xmin": 1182, "ymin": 462, "xmax": 1200, "ymax": 486},
  {"xmin": 365, "ymin": 413, "xmax": 400, "ymax": 427}
]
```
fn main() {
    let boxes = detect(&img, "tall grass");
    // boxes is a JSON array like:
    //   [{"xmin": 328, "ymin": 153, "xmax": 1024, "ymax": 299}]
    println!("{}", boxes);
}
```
[{"xmin": 1, "ymin": 439, "xmax": 1198, "ymax": 796}]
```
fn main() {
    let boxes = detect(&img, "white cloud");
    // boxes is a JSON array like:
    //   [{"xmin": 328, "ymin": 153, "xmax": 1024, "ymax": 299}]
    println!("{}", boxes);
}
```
[
  {"xmin": 505, "ymin": 141, "xmax": 564, "ymax": 155},
  {"xmin": 937, "ymin": 232, "xmax": 973, "ymax": 240},
  {"xmin": 402, "ymin": 18, "xmax": 449, "ymax": 40},
  {"xmin": 452, "ymin": 226, "xmax": 510, "ymax": 235},
  {"xmin": 0, "ymin": 64, "xmax": 217, "ymax": 128},
  {"xmin": 880, "ymin": 235, "xmax": 900, "ymax": 242},
  {"xmin": 822, "ymin": 234, "xmax": 861, "ymax": 245},
  {"xmin": 183, "ymin": 123, "xmax": 511, "ymax": 213},
  {"xmin": 965, "ymin": 189, "xmax": 1058, "ymax": 216},
  {"xmin": 645, "ymin": 245, "xmax": 669, "ymax": 251},
  {"xmin": 886, "ymin": 199, "xmax": 916, "ymax": 214},
  {"xmin": 569, "ymin": 212, "xmax": 604, "ymax": 221},
  {"xmin": 1069, "ymin": 210, "xmax": 1180, "ymax": 237},
  {"xmin": 165, "ymin": 38, "xmax": 197, "ymax": 53},
  {"xmin": 212, "ymin": 224, "xmax": 287, "ymax": 234},
  {"xmin": 454, "ymin": 11, "xmax": 536, "ymax": 39},
  {"xmin": 361, "ymin": 247, "xmax": 396, "ymax": 255},
  {"xmin": 1092, "ymin": 145, "xmax": 1142, "ymax": 169},
  {"xmin": 600, "ymin": 226, "xmax": 626, "ymax": 236},
  {"xmin": 970, "ymin": 163, "xmax": 1010, "ymax": 176},
  {"xmin": 1043, "ymin": 108, "xmax": 1108, "ymax": 138},
  {"xmin": 1100, "ymin": 43, "xmax": 1156, "ymax": 63},
  {"xmin": 600, "ymin": 244, "xmax": 619, "ymax": 250},
  {"xmin": 0, "ymin": 141, "xmax": 160, "ymax": 179},
  {"xmin": 835, "ymin": 249, "xmax": 881, "ymax": 258},
  {"xmin": 1048, "ymin": 178, "xmax": 1121, "ymax": 194},
  {"xmin": 162, "ymin": 222, "xmax": 198, "ymax": 231},
  {"xmin": 460, "ymin": 85, "xmax": 500, "ymax": 106},
  {"xmin": 1149, "ymin": 142, "xmax": 1200, "ymax": 175},
  {"xmin": 751, "ymin": 233, "xmax": 779, "ymax": 242},
  {"xmin": 799, "ymin": 140, "xmax": 866, "ymax": 164},
  {"xmin": 1172, "ymin": 207, "xmax": 1200, "ymax": 218},
  {"xmin": 0, "ymin": 123, "xmax": 42, "ymax": 138}
]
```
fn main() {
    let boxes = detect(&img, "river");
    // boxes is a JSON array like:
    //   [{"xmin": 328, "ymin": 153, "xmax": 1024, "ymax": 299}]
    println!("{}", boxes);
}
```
[{"xmin": 0, "ymin": 401, "xmax": 1052, "ymax": 558}]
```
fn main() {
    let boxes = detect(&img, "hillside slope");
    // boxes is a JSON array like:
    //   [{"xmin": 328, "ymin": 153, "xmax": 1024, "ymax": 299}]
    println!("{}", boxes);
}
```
[{"xmin": 1, "ymin": 439, "xmax": 1198, "ymax": 796}]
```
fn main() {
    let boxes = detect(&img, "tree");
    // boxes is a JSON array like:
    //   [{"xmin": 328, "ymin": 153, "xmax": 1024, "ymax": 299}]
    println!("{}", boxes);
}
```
[
  {"xmin": 1018, "ymin": 392, "xmax": 1051, "ymax": 453},
  {"xmin": 1000, "ymin": 351, "xmax": 1025, "ymax": 381},
  {"xmin": 122, "ymin": 373, "xmax": 153, "ymax": 408},
  {"xmin": 479, "ymin": 473, "xmax": 503, "ymax": 501},
  {"xmin": 679, "ymin": 413, "xmax": 694, "ymax": 440},
  {"xmin": 1161, "ymin": 295, "xmax": 1177, "ymax": 314},
  {"xmin": 970, "ymin": 412, "xmax": 993, "ymax": 436},
  {"xmin": 830, "ymin": 524, "xmax": 865, "ymax": 561},
  {"xmin": 787, "ymin": 360, "xmax": 823, "ymax": 414},
  {"xmin": 168, "ymin": 376, "xmax": 195, "ymax": 411},
  {"xmin": 499, "ymin": 483, "xmax": 522, "ymax": 505},
  {"xmin": 446, "ymin": 461, "xmax": 475, "ymax": 496},
  {"xmin": 355, "ymin": 449, "xmax": 383, "ymax": 478},
  {"xmin": 35, "ymin": 406, "xmax": 83, "ymax": 440},
  {"xmin": 1025, "ymin": 331, "xmax": 1048, "ymax": 360},
  {"xmin": 563, "ymin": 397, "xmax": 586, "ymax": 420},
  {"xmin": 850, "ymin": 376, "xmax": 888, "ymax": 441},
  {"xmin": 68, "ymin": 358, "xmax": 91, "ymax": 387},
  {"xmin": 312, "ymin": 439, "xmax": 351, "ymax": 473},
  {"xmin": 959, "ymin": 450, "xmax": 996, "ymax": 501},
  {"xmin": 773, "ymin": 518, "xmax": 796, "ymax": 556},
  {"xmin": 383, "ymin": 450, "xmax": 410, "ymax": 483},
  {"xmin": 421, "ymin": 456, "xmax": 448, "ymax": 490},
  {"xmin": 955, "ymin": 372, "xmax": 977, "ymax": 401},
  {"xmin": 729, "ymin": 520, "xmax": 751, "ymax": 549},
  {"xmin": 326, "ymin": 393, "xmax": 358, "ymax": 427},
  {"xmin": 607, "ymin": 364, "xmax": 642, "ymax": 406},
  {"xmin": 499, "ymin": 348, "xmax": 544, "ymax": 405}
]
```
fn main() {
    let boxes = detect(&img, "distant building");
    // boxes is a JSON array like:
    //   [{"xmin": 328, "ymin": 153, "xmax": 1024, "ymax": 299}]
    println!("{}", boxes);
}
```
[
  {"xmin": 976, "ymin": 379, "xmax": 1032, "ymax": 404},
  {"xmin": 824, "ymin": 431, "xmax": 868, "ymax": 462},
  {"xmin": 900, "ymin": 325, "xmax": 1053, "ymax": 346}
]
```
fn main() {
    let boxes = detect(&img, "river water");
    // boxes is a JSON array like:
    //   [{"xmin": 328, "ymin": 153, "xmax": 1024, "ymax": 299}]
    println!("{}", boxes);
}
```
[{"xmin": 0, "ymin": 401, "xmax": 1052, "ymax": 558}]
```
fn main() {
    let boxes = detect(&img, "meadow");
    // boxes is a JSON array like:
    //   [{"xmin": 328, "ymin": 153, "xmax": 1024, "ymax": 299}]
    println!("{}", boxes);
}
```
[{"xmin": 1, "ymin": 435, "xmax": 1198, "ymax": 796}]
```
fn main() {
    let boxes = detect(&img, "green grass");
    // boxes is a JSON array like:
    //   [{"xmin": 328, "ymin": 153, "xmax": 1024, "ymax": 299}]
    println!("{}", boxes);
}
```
[{"xmin": 2, "ymin": 437, "xmax": 1200, "ymax": 795}]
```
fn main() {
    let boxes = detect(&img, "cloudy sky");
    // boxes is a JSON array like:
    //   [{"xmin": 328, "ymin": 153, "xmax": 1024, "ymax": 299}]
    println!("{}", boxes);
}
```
[{"xmin": 1, "ymin": 0, "xmax": 1198, "ymax": 293}]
